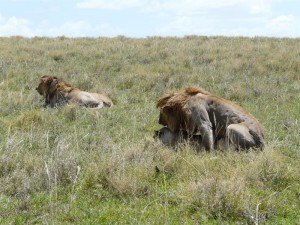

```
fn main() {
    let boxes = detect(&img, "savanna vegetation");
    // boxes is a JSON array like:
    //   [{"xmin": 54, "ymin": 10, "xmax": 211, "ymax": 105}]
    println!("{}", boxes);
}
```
[{"xmin": 0, "ymin": 35, "xmax": 299, "ymax": 224}]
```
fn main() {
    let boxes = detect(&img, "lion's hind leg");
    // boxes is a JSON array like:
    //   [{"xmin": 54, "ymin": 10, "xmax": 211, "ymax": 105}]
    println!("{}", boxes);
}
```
[{"xmin": 226, "ymin": 123, "xmax": 256, "ymax": 150}]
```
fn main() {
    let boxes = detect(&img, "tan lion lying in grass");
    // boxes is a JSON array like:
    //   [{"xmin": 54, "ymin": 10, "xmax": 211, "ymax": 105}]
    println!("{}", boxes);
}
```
[
  {"xmin": 154, "ymin": 126, "xmax": 226, "ymax": 151},
  {"xmin": 156, "ymin": 86, "xmax": 264, "ymax": 151},
  {"xmin": 36, "ymin": 75, "xmax": 113, "ymax": 108}
]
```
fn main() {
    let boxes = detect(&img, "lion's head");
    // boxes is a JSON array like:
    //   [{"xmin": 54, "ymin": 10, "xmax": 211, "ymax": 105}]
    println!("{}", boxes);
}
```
[
  {"xmin": 156, "ymin": 86, "xmax": 208, "ymax": 132},
  {"xmin": 36, "ymin": 75, "xmax": 74, "ymax": 107},
  {"xmin": 154, "ymin": 127, "xmax": 177, "ymax": 147},
  {"xmin": 36, "ymin": 75, "xmax": 58, "ymax": 97},
  {"xmin": 154, "ymin": 126, "xmax": 207, "ymax": 150}
]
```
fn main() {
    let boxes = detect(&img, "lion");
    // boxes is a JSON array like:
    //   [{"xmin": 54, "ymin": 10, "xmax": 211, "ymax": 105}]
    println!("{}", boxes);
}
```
[
  {"xmin": 156, "ymin": 86, "xmax": 264, "ymax": 150},
  {"xmin": 154, "ymin": 126, "xmax": 226, "ymax": 151},
  {"xmin": 154, "ymin": 126, "xmax": 202, "ymax": 149},
  {"xmin": 36, "ymin": 75, "xmax": 113, "ymax": 108}
]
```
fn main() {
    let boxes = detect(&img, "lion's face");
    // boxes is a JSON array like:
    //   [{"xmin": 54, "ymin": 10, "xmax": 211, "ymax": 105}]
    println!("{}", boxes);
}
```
[
  {"xmin": 158, "ymin": 112, "xmax": 167, "ymax": 126},
  {"xmin": 36, "ymin": 75, "xmax": 58, "ymax": 97},
  {"xmin": 36, "ymin": 80, "xmax": 48, "ymax": 96},
  {"xmin": 158, "ymin": 108, "xmax": 180, "ymax": 132}
]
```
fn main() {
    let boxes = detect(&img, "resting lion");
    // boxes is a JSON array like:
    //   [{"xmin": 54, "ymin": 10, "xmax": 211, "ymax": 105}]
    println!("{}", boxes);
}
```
[
  {"xmin": 154, "ymin": 127, "xmax": 202, "ymax": 148},
  {"xmin": 36, "ymin": 75, "xmax": 113, "ymax": 108},
  {"xmin": 156, "ymin": 86, "xmax": 264, "ymax": 150},
  {"xmin": 154, "ymin": 127, "xmax": 226, "ymax": 151}
]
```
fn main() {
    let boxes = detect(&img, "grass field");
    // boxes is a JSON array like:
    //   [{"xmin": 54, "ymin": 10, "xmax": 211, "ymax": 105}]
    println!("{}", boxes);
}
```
[{"xmin": 0, "ymin": 36, "xmax": 299, "ymax": 224}]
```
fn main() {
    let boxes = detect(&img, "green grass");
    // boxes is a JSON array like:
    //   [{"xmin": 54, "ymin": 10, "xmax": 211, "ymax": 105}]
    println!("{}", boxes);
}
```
[{"xmin": 0, "ymin": 35, "xmax": 300, "ymax": 224}]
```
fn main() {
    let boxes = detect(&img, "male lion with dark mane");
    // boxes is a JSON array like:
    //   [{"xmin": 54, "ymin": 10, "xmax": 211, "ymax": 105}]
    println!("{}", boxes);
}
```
[
  {"xmin": 36, "ymin": 75, "xmax": 113, "ymax": 108},
  {"xmin": 156, "ymin": 86, "xmax": 264, "ymax": 151}
]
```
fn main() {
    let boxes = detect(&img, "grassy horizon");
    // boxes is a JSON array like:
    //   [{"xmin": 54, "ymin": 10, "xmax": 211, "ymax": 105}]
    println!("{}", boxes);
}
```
[{"xmin": 0, "ymin": 35, "xmax": 299, "ymax": 224}]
